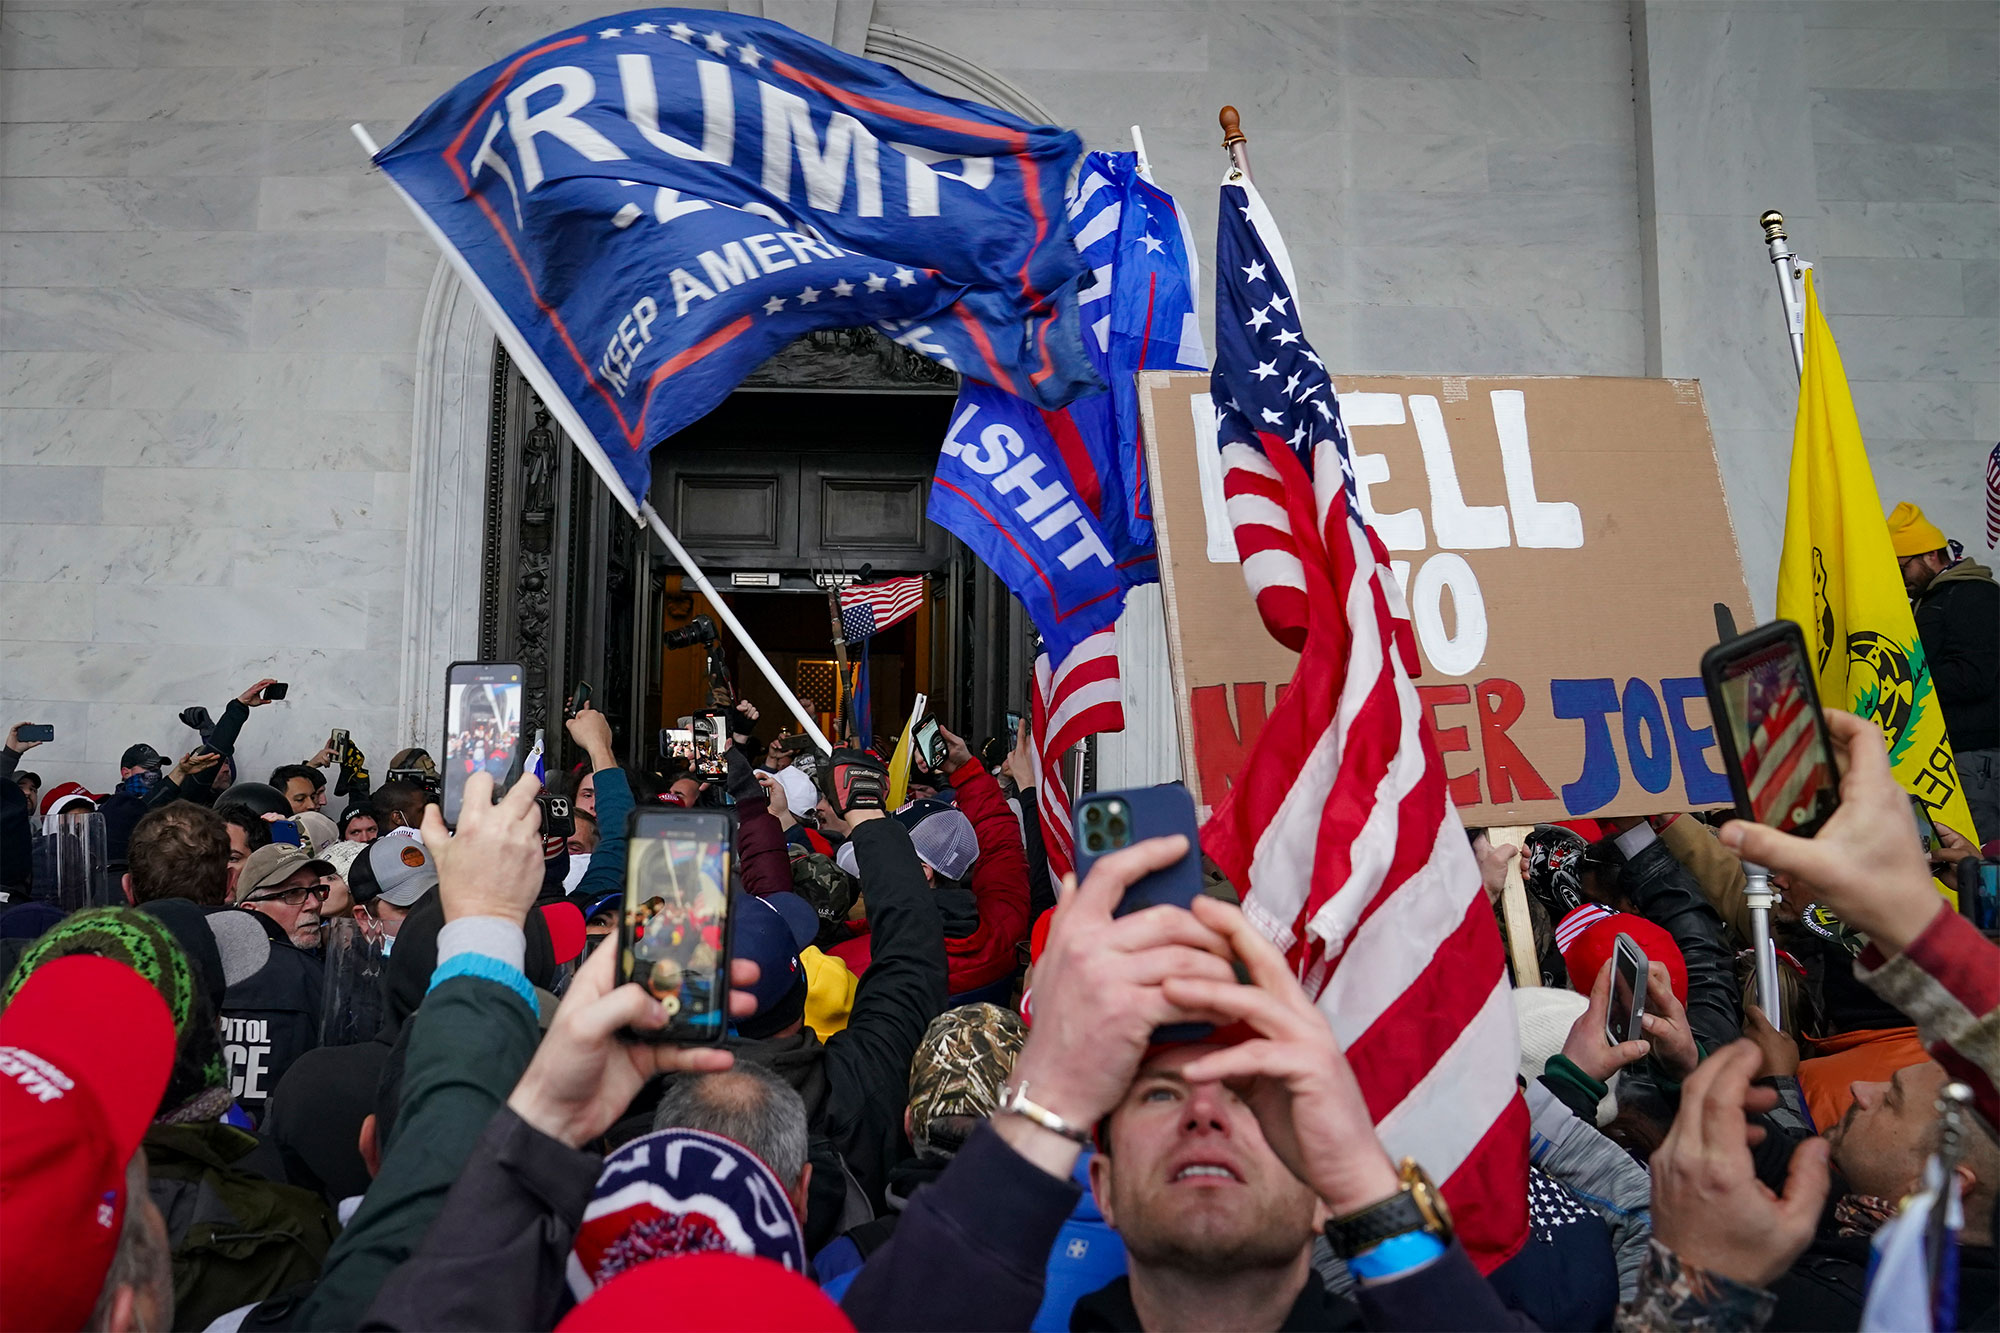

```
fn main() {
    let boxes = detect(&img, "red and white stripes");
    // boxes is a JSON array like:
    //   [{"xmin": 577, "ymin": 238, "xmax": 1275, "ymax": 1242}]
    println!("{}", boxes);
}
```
[
  {"xmin": 1202, "ymin": 172, "xmax": 1528, "ymax": 1273},
  {"xmin": 1029, "ymin": 628, "xmax": 1125, "ymax": 882}
]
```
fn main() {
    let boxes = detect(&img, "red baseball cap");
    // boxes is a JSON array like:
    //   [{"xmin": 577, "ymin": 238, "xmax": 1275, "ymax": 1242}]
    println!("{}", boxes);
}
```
[
  {"xmin": 540, "ymin": 902, "xmax": 587, "ymax": 966},
  {"xmin": 556, "ymin": 1253, "xmax": 852, "ymax": 1332},
  {"xmin": 1, "ymin": 956, "xmax": 177, "ymax": 1332},
  {"xmin": 1556, "ymin": 906, "xmax": 1688, "ymax": 1005}
]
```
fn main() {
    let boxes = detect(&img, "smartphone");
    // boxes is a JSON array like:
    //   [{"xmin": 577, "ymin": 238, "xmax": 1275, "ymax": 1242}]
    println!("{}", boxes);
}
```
[
  {"xmin": 1073, "ymin": 784, "xmax": 1204, "ymax": 917},
  {"xmin": 568, "ymin": 682, "xmax": 593, "ymax": 717},
  {"xmin": 1004, "ymin": 710, "xmax": 1024, "ymax": 737},
  {"xmin": 442, "ymin": 661, "xmax": 525, "ymax": 825},
  {"xmin": 619, "ymin": 808, "xmax": 734, "ymax": 1043},
  {"xmin": 676, "ymin": 712, "xmax": 730, "ymax": 780},
  {"xmin": 538, "ymin": 793, "xmax": 575, "ymax": 840},
  {"xmin": 1606, "ymin": 932, "xmax": 1648, "ymax": 1046},
  {"xmin": 261, "ymin": 682, "xmax": 289, "ymax": 701},
  {"xmin": 1910, "ymin": 797, "xmax": 1936, "ymax": 855},
  {"xmin": 1701, "ymin": 621, "xmax": 1841, "ymax": 837},
  {"xmin": 911, "ymin": 716, "xmax": 946, "ymax": 770},
  {"xmin": 1960, "ymin": 858, "xmax": 1999, "ymax": 932},
  {"xmin": 267, "ymin": 818, "xmax": 303, "ymax": 848},
  {"xmin": 15, "ymin": 724, "xmax": 53, "ymax": 744},
  {"xmin": 776, "ymin": 733, "xmax": 818, "ymax": 755},
  {"xmin": 661, "ymin": 728, "xmax": 696, "ymax": 766}
]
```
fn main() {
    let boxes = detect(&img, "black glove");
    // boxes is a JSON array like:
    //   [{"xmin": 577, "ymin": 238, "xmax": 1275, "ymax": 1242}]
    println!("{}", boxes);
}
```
[
  {"xmin": 730, "ymin": 700, "xmax": 759, "ymax": 746},
  {"xmin": 820, "ymin": 747, "xmax": 887, "ymax": 817},
  {"xmin": 723, "ymin": 748, "xmax": 764, "ymax": 805}
]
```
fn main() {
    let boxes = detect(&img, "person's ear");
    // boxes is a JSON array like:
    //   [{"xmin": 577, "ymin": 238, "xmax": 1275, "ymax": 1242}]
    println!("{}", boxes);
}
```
[
  {"xmin": 791, "ymin": 1161, "xmax": 813, "ymax": 1222},
  {"xmin": 1088, "ymin": 1145, "xmax": 1114, "ymax": 1226},
  {"xmin": 358, "ymin": 1114, "xmax": 381, "ymax": 1178},
  {"xmin": 121, "ymin": 872, "xmax": 135, "ymax": 905},
  {"xmin": 103, "ymin": 1283, "xmax": 138, "ymax": 1333}
]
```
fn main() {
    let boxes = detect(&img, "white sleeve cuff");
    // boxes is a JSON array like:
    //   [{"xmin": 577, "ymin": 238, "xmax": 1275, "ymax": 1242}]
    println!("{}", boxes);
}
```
[
  {"xmin": 436, "ymin": 915, "xmax": 527, "ymax": 973},
  {"xmin": 1614, "ymin": 822, "xmax": 1659, "ymax": 860}
]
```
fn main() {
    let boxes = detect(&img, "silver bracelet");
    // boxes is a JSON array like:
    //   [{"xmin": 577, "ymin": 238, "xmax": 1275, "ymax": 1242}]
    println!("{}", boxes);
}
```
[{"xmin": 998, "ymin": 1080, "xmax": 1093, "ymax": 1145}]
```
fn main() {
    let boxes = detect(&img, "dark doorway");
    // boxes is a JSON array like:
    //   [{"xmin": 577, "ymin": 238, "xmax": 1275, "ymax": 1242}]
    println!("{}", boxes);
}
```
[{"xmin": 482, "ymin": 331, "xmax": 1034, "ymax": 782}]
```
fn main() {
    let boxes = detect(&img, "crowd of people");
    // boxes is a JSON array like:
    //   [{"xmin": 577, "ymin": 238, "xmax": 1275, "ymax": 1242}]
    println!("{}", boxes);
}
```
[{"xmin": 0, "ymin": 570, "xmax": 1995, "ymax": 1332}]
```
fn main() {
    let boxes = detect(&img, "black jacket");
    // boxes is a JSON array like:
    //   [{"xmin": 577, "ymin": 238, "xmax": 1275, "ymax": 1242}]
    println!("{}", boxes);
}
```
[
  {"xmin": 730, "ymin": 815, "xmax": 947, "ymax": 1206},
  {"xmin": 151, "ymin": 697, "xmax": 253, "ymax": 811},
  {"xmin": 839, "ymin": 1123, "xmax": 1534, "ymax": 1332},
  {"xmin": 220, "ymin": 911, "xmax": 325, "ymax": 1126},
  {"xmin": 1615, "ymin": 839, "xmax": 1742, "ymax": 1054},
  {"xmin": 1914, "ymin": 558, "xmax": 1999, "ymax": 752},
  {"xmin": 0, "ymin": 748, "xmax": 29, "ymax": 895}
]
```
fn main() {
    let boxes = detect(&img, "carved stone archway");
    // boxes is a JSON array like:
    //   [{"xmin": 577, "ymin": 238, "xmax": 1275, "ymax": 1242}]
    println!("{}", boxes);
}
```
[{"xmin": 394, "ymin": 28, "xmax": 1054, "ymax": 742}]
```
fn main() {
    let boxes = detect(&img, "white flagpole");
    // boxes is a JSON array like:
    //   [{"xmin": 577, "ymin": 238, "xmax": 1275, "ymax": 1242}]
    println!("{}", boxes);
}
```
[
  {"xmin": 350, "ymin": 125, "xmax": 832, "ymax": 752},
  {"xmin": 1129, "ymin": 125, "xmax": 1153, "ymax": 181}
]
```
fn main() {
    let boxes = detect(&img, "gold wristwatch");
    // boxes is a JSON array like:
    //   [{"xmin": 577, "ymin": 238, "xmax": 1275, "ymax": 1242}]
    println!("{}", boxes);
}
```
[{"xmin": 1324, "ymin": 1158, "xmax": 1454, "ymax": 1258}]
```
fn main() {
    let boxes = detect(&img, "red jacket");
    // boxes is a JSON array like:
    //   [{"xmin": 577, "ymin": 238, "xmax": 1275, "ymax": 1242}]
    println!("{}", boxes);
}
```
[
  {"xmin": 1856, "ymin": 904, "xmax": 1999, "ymax": 1130},
  {"xmin": 829, "ymin": 764, "xmax": 1031, "ymax": 995}
]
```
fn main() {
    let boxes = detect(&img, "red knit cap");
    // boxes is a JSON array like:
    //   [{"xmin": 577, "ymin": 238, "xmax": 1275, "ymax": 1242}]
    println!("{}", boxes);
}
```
[
  {"xmin": 1556, "ymin": 908, "xmax": 1688, "ymax": 1004},
  {"xmin": 557, "ymin": 1253, "xmax": 852, "ymax": 1332}
]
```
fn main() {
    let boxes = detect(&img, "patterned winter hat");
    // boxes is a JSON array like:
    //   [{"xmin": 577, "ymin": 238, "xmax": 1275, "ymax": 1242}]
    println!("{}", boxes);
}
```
[
  {"xmin": 1523, "ymin": 825, "xmax": 1589, "ymax": 917},
  {"xmin": 568, "ymin": 1127, "xmax": 807, "ymax": 1303},
  {"xmin": 0, "ymin": 906, "xmax": 231, "ymax": 1123},
  {"xmin": 906, "ymin": 1002, "xmax": 1026, "ymax": 1157}
]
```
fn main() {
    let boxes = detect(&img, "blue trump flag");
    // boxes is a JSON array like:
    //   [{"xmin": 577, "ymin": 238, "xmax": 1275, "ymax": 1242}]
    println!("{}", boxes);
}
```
[
  {"xmin": 929, "ymin": 152, "xmax": 1204, "ymax": 660},
  {"xmin": 372, "ymin": 8, "xmax": 1097, "ymax": 510}
]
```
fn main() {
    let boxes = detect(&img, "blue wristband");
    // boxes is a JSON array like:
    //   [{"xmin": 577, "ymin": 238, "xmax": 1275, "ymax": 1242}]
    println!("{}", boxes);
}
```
[
  {"xmin": 428, "ymin": 952, "xmax": 536, "ymax": 1012},
  {"xmin": 1345, "ymin": 1231, "xmax": 1447, "ymax": 1281}
]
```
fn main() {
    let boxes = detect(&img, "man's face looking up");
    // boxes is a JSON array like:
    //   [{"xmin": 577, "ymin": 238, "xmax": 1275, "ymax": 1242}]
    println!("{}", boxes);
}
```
[{"xmin": 1089, "ymin": 1045, "xmax": 1321, "ymax": 1277}]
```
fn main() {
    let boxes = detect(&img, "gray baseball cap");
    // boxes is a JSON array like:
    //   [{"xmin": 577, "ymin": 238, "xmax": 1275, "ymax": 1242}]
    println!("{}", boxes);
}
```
[
  {"xmin": 835, "ymin": 799, "xmax": 980, "ymax": 882},
  {"xmin": 351, "ymin": 833, "xmax": 438, "ymax": 908}
]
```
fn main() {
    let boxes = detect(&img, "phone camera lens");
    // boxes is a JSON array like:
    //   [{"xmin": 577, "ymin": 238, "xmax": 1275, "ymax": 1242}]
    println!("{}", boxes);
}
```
[
  {"xmin": 1106, "ymin": 816, "xmax": 1128, "ymax": 838},
  {"xmin": 1083, "ymin": 805, "xmax": 1104, "ymax": 825},
  {"xmin": 1085, "ymin": 831, "xmax": 1106, "ymax": 853}
]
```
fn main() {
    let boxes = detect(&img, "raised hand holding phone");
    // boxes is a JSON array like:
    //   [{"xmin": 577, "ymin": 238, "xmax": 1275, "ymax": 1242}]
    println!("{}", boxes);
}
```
[
  {"xmin": 1719, "ymin": 709, "xmax": 1944, "ymax": 955},
  {"xmin": 422, "ymin": 769, "xmax": 544, "ymax": 927},
  {"xmin": 509, "ymin": 925, "xmax": 759, "ymax": 1150}
]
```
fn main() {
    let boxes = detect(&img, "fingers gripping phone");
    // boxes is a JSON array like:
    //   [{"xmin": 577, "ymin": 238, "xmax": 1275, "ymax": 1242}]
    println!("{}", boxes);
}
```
[
  {"xmin": 1606, "ymin": 932, "xmax": 1648, "ymax": 1046},
  {"xmin": 442, "ymin": 661, "xmax": 525, "ymax": 825},
  {"xmin": 619, "ymin": 809, "xmax": 734, "ymax": 1044},
  {"xmin": 1073, "ymin": 784, "xmax": 1205, "ymax": 917},
  {"xmin": 1700, "ymin": 621, "xmax": 1842, "ymax": 837},
  {"xmin": 911, "ymin": 716, "xmax": 946, "ymax": 771},
  {"xmin": 568, "ymin": 682, "xmax": 593, "ymax": 717},
  {"xmin": 1074, "ymin": 784, "xmax": 1211, "ymax": 1042}
]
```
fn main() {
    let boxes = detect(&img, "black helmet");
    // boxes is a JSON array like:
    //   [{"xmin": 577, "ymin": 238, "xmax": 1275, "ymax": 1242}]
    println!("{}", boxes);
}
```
[{"xmin": 215, "ymin": 781, "xmax": 290, "ymax": 818}]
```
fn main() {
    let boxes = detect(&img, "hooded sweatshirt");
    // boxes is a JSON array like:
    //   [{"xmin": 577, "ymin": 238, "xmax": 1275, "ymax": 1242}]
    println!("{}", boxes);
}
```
[{"xmin": 1915, "ymin": 556, "xmax": 1998, "ymax": 752}]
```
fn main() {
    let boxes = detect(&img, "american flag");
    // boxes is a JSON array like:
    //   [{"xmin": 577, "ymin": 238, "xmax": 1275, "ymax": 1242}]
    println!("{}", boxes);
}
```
[
  {"xmin": 1199, "ymin": 170, "xmax": 1529, "ymax": 1272},
  {"xmin": 1029, "ymin": 629, "xmax": 1124, "ymax": 880},
  {"xmin": 838, "ymin": 576, "xmax": 926, "ymax": 641},
  {"xmin": 1985, "ymin": 442, "xmax": 1998, "ymax": 549}
]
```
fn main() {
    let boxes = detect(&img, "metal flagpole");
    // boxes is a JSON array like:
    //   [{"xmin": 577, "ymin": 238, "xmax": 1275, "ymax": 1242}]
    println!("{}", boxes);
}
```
[
  {"xmin": 1743, "ymin": 206, "xmax": 1814, "ymax": 1025},
  {"xmin": 1759, "ymin": 210, "xmax": 1809, "ymax": 378},
  {"xmin": 350, "ymin": 123, "xmax": 832, "ymax": 753}
]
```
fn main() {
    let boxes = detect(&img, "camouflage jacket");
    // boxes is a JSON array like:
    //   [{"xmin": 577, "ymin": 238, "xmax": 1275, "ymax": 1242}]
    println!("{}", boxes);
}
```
[{"xmin": 1616, "ymin": 1240, "xmax": 1775, "ymax": 1333}]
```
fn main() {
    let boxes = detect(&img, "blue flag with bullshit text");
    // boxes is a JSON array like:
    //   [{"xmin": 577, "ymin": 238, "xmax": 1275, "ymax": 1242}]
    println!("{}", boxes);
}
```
[
  {"xmin": 373, "ymin": 8, "xmax": 1097, "ymax": 511},
  {"xmin": 929, "ymin": 152, "xmax": 1204, "ymax": 660}
]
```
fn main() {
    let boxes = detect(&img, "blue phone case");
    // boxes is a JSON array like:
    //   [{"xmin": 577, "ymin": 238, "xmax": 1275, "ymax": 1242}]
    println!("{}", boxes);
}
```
[{"xmin": 1071, "ymin": 783, "xmax": 1204, "ymax": 917}]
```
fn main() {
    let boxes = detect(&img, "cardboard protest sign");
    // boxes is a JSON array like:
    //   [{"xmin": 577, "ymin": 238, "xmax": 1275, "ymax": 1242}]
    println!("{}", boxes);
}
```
[{"xmin": 1140, "ymin": 371, "xmax": 1755, "ymax": 826}]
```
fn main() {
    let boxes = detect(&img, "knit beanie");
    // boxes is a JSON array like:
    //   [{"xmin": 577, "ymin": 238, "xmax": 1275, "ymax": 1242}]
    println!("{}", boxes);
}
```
[{"xmin": 1, "ymin": 906, "xmax": 231, "ymax": 1122}]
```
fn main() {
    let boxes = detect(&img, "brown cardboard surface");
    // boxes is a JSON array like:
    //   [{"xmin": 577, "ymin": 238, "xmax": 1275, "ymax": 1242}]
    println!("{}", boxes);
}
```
[{"xmin": 1140, "ymin": 370, "xmax": 1754, "ymax": 825}]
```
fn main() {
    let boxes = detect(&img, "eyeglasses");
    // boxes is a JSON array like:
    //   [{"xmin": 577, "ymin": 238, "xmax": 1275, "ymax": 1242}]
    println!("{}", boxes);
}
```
[{"xmin": 244, "ymin": 883, "xmax": 328, "ymax": 908}]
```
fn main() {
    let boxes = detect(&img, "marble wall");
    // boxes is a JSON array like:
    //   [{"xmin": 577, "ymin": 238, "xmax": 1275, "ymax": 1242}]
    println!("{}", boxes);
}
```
[{"xmin": 3, "ymin": 0, "xmax": 1994, "ymax": 793}]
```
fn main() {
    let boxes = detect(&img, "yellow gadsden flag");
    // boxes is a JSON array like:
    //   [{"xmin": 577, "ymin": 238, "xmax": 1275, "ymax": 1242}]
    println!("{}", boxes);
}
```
[{"xmin": 1776, "ymin": 271, "xmax": 1978, "ymax": 852}]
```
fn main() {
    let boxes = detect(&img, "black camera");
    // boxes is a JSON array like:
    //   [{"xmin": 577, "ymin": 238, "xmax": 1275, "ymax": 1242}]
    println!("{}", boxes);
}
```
[
  {"xmin": 538, "ymin": 793, "xmax": 575, "ymax": 840},
  {"xmin": 663, "ymin": 614, "xmax": 719, "ymax": 651}
]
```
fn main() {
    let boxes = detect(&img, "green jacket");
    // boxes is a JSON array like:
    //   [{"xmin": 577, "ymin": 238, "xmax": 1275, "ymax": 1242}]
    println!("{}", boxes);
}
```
[
  {"xmin": 291, "ymin": 972, "xmax": 539, "ymax": 1331},
  {"xmin": 144, "ymin": 1121, "xmax": 337, "ymax": 1333}
]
